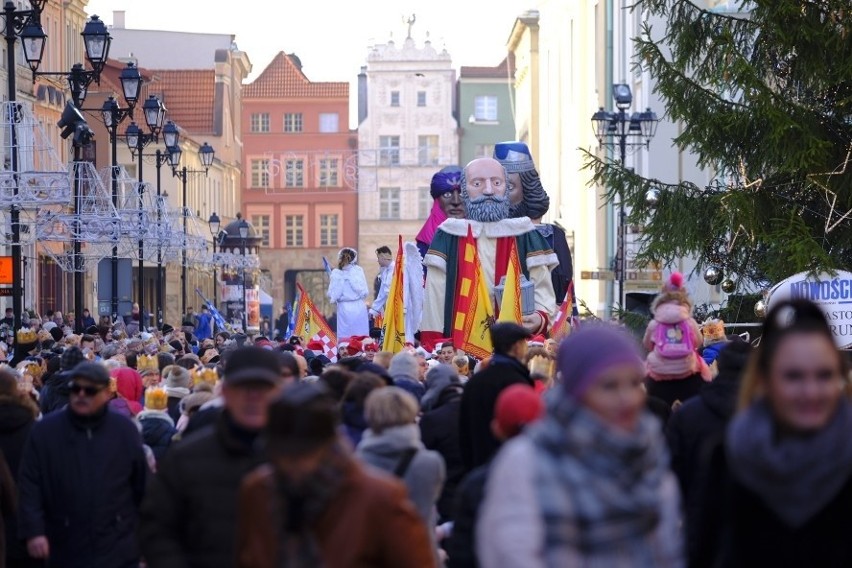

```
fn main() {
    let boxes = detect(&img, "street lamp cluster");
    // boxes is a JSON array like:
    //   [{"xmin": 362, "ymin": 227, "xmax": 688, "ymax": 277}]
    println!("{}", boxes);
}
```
[
  {"xmin": 3, "ymin": 1, "xmax": 224, "ymax": 339},
  {"xmin": 590, "ymin": 83, "xmax": 659, "ymax": 309}
]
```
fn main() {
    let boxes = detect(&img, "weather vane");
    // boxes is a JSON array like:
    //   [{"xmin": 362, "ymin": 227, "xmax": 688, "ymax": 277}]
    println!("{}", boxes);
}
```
[{"xmin": 403, "ymin": 14, "xmax": 416, "ymax": 39}]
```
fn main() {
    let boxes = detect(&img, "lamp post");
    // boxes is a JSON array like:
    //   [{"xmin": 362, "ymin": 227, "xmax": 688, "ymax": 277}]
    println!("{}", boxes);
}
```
[
  {"xmin": 238, "ymin": 218, "xmax": 249, "ymax": 332},
  {"xmin": 591, "ymin": 83, "xmax": 659, "ymax": 311},
  {"xmin": 170, "ymin": 141, "xmax": 215, "ymax": 317},
  {"xmin": 208, "ymin": 212, "xmax": 221, "ymax": 311},
  {"xmin": 124, "ymin": 104, "xmax": 168, "ymax": 330},
  {"xmin": 4, "ymin": 0, "xmax": 46, "ymax": 349},
  {"xmin": 4, "ymin": 4, "xmax": 110, "ymax": 353}
]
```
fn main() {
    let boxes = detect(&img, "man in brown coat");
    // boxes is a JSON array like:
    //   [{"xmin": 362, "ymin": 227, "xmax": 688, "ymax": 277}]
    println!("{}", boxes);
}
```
[{"xmin": 236, "ymin": 383, "xmax": 435, "ymax": 568}]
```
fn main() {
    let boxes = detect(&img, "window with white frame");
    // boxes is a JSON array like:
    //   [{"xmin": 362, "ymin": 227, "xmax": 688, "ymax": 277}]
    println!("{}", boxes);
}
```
[
  {"xmin": 319, "ymin": 214, "xmax": 339, "ymax": 247},
  {"xmin": 417, "ymin": 91, "xmax": 426, "ymax": 107},
  {"xmin": 418, "ymin": 135, "xmax": 439, "ymax": 166},
  {"xmin": 285, "ymin": 215, "xmax": 304, "ymax": 247},
  {"xmin": 473, "ymin": 95, "xmax": 498, "ymax": 121},
  {"xmin": 285, "ymin": 159, "xmax": 304, "ymax": 188},
  {"xmin": 318, "ymin": 158, "xmax": 339, "ymax": 187},
  {"xmin": 250, "ymin": 159, "xmax": 270, "ymax": 188},
  {"xmin": 319, "ymin": 113, "xmax": 339, "ymax": 133},
  {"xmin": 379, "ymin": 187, "xmax": 401, "ymax": 220},
  {"xmin": 251, "ymin": 215, "xmax": 271, "ymax": 247},
  {"xmin": 474, "ymin": 144, "xmax": 495, "ymax": 158},
  {"xmin": 379, "ymin": 135, "xmax": 400, "ymax": 166},
  {"xmin": 284, "ymin": 113, "xmax": 303, "ymax": 133},
  {"xmin": 417, "ymin": 188, "xmax": 432, "ymax": 219},
  {"xmin": 390, "ymin": 91, "xmax": 400, "ymax": 107},
  {"xmin": 250, "ymin": 113, "xmax": 270, "ymax": 133}
]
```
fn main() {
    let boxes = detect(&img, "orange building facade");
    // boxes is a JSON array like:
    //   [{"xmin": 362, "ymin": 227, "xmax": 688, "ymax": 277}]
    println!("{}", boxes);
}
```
[{"xmin": 241, "ymin": 53, "xmax": 355, "ymax": 322}]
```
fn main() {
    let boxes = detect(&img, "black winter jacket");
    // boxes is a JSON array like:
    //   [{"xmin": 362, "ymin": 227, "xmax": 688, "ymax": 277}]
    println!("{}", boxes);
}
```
[
  {"xmin": 0, "ymin": 397, "xmax": 36, "ymax": 562},
  {"xmin": 17, "ymin": 406, "xmax": 147, "ymax": 568},
  {"xmin": 692, "ymin": 441, "xmax": 852, "ymax": 568},
  {"xmin": 445, "ymin": 463, "xmax": 489, "ymax": 568},
  {"xmin": 420, "ymin": 385, "xmax": 465, "ymax": 521},
  {"xmin": 139, "ymin": 411, "xmax": 263, "ymax": 568},
  {"xmin": 38, "ymin": 371, "xmax": 71, "ymax": 415},
  {"xmin": 459, "ymin": 355, "xmax": 532, "ymax": 472}
]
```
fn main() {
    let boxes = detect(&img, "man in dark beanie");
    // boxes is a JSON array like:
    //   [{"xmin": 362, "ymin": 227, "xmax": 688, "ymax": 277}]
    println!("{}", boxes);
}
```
[
  {"xmin": 235, "ymin": 383, "xmax": 436, "ymax": 567},
  {"xmin": 18, "ymin": 361, "xmax": 147, "ymax": 567},
  {"xmin": 458, "ymin": 322, "xmax": 533, "ymax": 471},
  {"xmin": 140, "ymin": 346, "xmax": 287, "ymax": 568},
  {"xmin": 39, "ymin": 346, "xmax": 87, "ymax": 415}
]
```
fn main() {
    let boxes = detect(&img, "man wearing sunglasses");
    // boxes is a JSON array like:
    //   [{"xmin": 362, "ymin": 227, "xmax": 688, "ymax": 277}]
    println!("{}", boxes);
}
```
[{"xmin": 17, "ymin": 361, "xmax": 148, "ymax": 567}]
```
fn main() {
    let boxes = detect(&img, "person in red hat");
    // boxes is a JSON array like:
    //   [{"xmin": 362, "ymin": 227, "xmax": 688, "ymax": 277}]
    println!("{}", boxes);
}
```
[
  {"xmin": 306, "ymin": 339, "xmax": 325, "ymax": 353},
  {"xmin": 346, "ymin": 338, "xmax": 364, "ymax": 358},
  {"xmin": 443, "ymin": 384, "xmax": 543, "ymax": 567}
]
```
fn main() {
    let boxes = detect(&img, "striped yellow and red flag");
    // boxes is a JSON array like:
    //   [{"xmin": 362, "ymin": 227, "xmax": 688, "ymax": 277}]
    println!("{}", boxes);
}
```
[
  {"xmin": 552, "ymin": 281, "xmax": 576, "ymax": 340},
  {"xmin": 381, "ymin": 235, "xmax": 406, "ymax": 353},
  {"xmin": 452, "ymin": 225, "xmax": 494, "ymax": 359},
  {"xmin": 497, "ymin": 238, "xmax": 523, "ymax": 324},
  {"xmin": 294, "ymin": 282, "xmax": 338, "ymax": 361}
]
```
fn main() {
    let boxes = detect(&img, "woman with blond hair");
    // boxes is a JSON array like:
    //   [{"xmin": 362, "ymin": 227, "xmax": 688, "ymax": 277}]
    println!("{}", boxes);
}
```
[
  {"xmin": 327, "ymin": 247, "xmax": 370, "ymax": 340},
  {"xmin": 692, "ymin": 299, "xmax": 852, "ymax": 567}
]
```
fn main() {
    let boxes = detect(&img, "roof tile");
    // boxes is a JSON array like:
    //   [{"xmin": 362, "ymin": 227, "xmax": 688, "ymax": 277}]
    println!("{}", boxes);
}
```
[
  {"xmin": 244, "ymin": 52, "xmax": 348, "ymax": 99},
  {"xmin": 459, "ymin": 53, "xmax": 516, "ymax": 79},
  {"xmin": 145, "ymin": 69, "xmax": 216, "ymax": 134}
]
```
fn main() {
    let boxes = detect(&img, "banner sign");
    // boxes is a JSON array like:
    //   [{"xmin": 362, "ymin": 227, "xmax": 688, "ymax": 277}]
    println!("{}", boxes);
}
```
[{"xmin": 767, "ymin": 271, "xmax": 852, "ymax": 348}]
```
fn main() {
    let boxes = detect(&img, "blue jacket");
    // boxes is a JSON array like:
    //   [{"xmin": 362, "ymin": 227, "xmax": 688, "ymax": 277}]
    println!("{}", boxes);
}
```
[
  {"xmin": 702, "ymin": 342, "xmax": 725, "ymax": 365},
  {"xmin": 195, "ymin": 313, "xmax": 213, "ymax": 340},
  {"xmin": 17, "ymin": 407, "xmax": 147, "ymax": 568},
  {"xmin": 138, "ymin": 411, "xmax": 176, "ymax": 462}
]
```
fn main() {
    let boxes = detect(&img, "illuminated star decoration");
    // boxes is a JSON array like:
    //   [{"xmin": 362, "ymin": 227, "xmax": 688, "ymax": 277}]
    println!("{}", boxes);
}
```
[{"xmin": 807, "ymin": 143, "xmax": 852, "ymax": 234}]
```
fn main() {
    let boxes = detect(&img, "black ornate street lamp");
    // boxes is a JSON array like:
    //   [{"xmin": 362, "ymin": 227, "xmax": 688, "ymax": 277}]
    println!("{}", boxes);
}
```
[
  {"xmin": 238, "ymin": 219, "xmax": 249, "ymax": 332},
  {"xmin": 208, "ymin": 212, "xmax": 221, "ymax": 311},
  {"xmin": 170, "ymin": 141, "xmax": 216, "ymax": 317},
  {"xmin": 591, "ymin": 83, "xmax": 659, "ymax": 309}
]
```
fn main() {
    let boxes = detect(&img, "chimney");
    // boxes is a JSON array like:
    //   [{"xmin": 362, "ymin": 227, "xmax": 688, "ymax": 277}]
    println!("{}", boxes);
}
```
[
  {"xmin": 358, "ymin": 65, "xmax": 368, "ymax": 125},
  {"xmin": 113, "ymin": 10, "xmax": 126, "ymax": 29}
]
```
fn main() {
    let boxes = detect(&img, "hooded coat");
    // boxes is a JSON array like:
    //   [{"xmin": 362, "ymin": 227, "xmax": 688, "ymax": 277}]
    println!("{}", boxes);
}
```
[
  {"xmin": 137, "ymin": 410, "xmax": 177, "ymax": 462},
  {"xmin": 111, "ymin": 368, "xmax": 144, "ymax": 416},
  {"xmin": 666, "ymin": 340, "xmax": 751, "ymax": 557},
  {"xmin": 420, "ymin": 381, "xmax": 465, "ymax": 521},
  {"xmin": 0, "ymin": 394, "xmax": 37, "ymax": 562},
  {"xmin": 356, "ymin": 424, "xmax": 445, "ymax": 529}
]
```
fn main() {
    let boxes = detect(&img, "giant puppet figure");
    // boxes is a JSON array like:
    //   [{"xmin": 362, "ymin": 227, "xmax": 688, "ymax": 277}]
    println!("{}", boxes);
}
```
[
  {"xmin": 420, "ymin": 157, "xmax": 558, "ymax": 350},
  {"xmin": 494, "ymin": 141, "xmax": 574, "ymax": 304}
]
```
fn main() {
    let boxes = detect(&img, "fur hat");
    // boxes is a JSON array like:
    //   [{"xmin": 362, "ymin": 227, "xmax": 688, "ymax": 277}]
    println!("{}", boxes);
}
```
[
  {"xmin": 163, "ymin": 365, "xmax": 191, "ymax": 390},
  {"xmin": 651, "ymin": 272, "xmax": 692, "ymax": 313}
]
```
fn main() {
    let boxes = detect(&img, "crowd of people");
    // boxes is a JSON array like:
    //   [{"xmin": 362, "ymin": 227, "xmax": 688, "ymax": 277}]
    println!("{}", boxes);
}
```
[
  {"xmin": 0, "ymin": 142, "xmax": 850, "ymax": 567},
  {"xmin": 0, "ymin": 290, "xmax": 846, "ymax": 567}
]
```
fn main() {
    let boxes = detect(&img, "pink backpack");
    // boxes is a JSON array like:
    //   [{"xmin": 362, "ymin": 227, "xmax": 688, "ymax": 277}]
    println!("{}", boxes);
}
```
[{"xmin": 654, "ymin": 321, "xmax": 694, "ymax": 359}]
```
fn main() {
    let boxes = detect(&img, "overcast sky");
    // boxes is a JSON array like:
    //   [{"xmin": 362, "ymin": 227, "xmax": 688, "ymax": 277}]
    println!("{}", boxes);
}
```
[{"xmin": 84, "ymin": 0, "xmax": 527, "ymax": 83}]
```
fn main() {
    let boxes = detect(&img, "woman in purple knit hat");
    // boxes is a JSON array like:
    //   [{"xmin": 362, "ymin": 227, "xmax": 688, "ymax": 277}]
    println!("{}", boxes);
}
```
[{"xmin": 476, "ymin": 324, "xmax": 683, "ymax": 567}]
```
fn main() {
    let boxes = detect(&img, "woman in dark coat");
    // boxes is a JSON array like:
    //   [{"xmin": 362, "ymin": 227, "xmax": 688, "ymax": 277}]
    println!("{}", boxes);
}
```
[
  {"xmin": 0, "ymin": 369, "xmax": 38, "ymax": 567},
  {"xmin": 693, "ymin": 300, "xmax": 852, "ymax": 567},
  {"xmin": 419, "ymin": 365, "xmax": 464, "ymax": 522},
  {"xmin": 340, "ymin": 372, "xmax": 385, "ymax": 448},
  {"xmin": 666, "ymin": 338, "xmax": 751, "ymax": 555}
]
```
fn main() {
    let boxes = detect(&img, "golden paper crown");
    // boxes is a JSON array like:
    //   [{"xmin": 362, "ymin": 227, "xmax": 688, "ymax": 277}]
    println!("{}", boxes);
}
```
[
  {"xmin": 192, "ymin": 366, "xmax": 218, "ymax": 387},
  {"xmin": 137, "ymin": 354, "xmax": 159, "ymax": 373},
  {"xmin": 528, "ymin": 354, "xmax": 555, "ymax": 379},
  {"xmin": 16, "ymin": 328, "xmax": 37, "ymax": 344},
  {"xmin": 144, "ymin": 387, "xmax": 169, "ymax": 411},
  {"xmin": 16, "ymin": 360, "xmax": 42, "ymax": 380}
]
